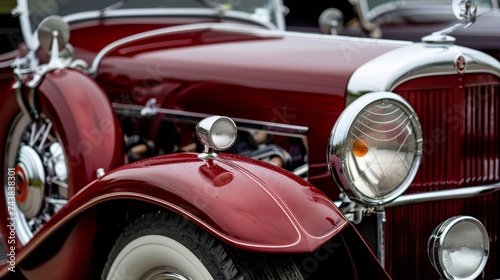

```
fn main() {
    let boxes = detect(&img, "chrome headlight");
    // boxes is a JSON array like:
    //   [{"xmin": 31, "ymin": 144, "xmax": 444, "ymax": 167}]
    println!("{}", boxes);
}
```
[
  {"xmin": 428, "ymin": 216, "xmax": 490, "ymax": 280},
  {"xmin": 327, "ymin": 92, "xmax": 423, "ymax": 206},
  {"xmin": 196, "ymin": 116, "xmax": 237, "ymax": 151}
]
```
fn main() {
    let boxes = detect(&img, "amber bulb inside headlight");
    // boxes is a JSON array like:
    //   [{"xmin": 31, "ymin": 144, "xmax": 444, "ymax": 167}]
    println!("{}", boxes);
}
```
[
  {"xmin": 352, "ymin": 139, "xmax": 369, "ymax": 157},
  {"xmin": 346, "ymin": 101, "xmax": 415, "ymax": 197}
]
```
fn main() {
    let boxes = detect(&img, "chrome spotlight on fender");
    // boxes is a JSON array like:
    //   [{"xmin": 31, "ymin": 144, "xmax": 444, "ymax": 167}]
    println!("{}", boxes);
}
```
[
  {"xmin": 428, "ymin": 216, "xmax": 490, "ymax": 280},
  {"xmin": 327, "ymin": 92, "xmax": 423, "ymax": 207},
  {"xmin": 196, "ymin": 116, "xmax": 237, "ymax": 159}
]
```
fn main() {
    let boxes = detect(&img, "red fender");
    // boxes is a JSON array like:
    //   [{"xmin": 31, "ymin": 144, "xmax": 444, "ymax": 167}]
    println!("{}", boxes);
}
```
[
  {"xmin": 87, "ymin": 153, "xmax": 348, "ymax": 252},
  {"xmin": 0, "ymin": 152, "xmax": 346, "ymax": 276},
  {"xmin": 36, "ymin": 69, "xmax": 126, "ymax": 196},
  {"xmin": 0, "ymin": 68, "xmax": 125, "ymax": 277}
]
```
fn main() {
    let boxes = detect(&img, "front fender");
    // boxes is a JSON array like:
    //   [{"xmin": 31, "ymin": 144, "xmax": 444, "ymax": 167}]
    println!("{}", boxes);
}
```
[
  {"xmin": 37, "ymin": 68, "xmax": 126, "ymax": 196},
  {"xmin": 26, "ymin": 153, "xmax": 347, "ymax": 256}
]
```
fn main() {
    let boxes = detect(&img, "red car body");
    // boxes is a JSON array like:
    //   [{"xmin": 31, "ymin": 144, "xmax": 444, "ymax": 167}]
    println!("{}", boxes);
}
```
[{"xmin": 0, "ymin": 1, "xmax": 498, "ymax": 279}]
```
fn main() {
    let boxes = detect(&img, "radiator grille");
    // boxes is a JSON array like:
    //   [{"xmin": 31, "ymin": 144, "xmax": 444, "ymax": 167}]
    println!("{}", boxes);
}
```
[
  {"xmin": 464, "ymin": 83, "xmax": 500, "ymax": 185},
  {"xmin": 397, "ymin": 81, "xmax": 499, "ymax": 191},
  {"xmin": 383, "ymin": 75, "xmax": 500, "ymax": 280}
]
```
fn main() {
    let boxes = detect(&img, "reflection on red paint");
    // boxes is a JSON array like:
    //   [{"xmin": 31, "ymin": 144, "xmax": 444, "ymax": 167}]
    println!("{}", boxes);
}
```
[{"xmin": 198, "ymin": 160, "xmax": 234, "ymax": 187}]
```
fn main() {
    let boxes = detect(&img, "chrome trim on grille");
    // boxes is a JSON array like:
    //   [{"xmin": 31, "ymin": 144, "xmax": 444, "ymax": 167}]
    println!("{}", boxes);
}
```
[
  {"xmin": 346, "ymin": 43, "xmax": 500, "ymax": 105},
  {"xmin": 112, "ymin": 103, "xmax": 309, "ymax": 137},
  {"xmin": 377, "ymin": 211, "xmax": 386, "ymax": 268},
  {"xmin": 89, "ymin": 22, "xmax": 282, "ymax": 76},
  {"xmin": 385, "ymin": 183, "xmax": 500, "ymax": 208}
]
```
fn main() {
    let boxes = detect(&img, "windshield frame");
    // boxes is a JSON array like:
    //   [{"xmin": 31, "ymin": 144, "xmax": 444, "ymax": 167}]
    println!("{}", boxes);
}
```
[
  {"xmin": 15, "ymin": 0, "xmax": 286, "ymax": 52},
  {"xmin": 17, "ymin": 0, "xmax": 36, "ymax": 50}
]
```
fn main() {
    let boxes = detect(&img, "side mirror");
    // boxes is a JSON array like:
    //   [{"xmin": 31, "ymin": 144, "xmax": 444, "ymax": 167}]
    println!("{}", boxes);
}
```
[
  {"xmin": 37, "ymin": 15, "xmax": 70, "ymax": 52},
  {"xmin": 319, "ymin": 8, "xmax": 344, "ymax": 35},
  {"xmin": 36, "ymin": 15, "xmax": 73, "ymax": 66}
]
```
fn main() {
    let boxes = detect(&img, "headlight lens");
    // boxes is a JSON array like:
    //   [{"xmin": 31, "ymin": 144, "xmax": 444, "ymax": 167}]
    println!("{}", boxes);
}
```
[
  {"xmin": 327, "ymin": 92, "xmax": 423, "ymax": 206},
  {"xmin": 428, "ymin": 216, "xmax": 490, "ymax": 280},
  {"xmin": 196, "ymin": 116, "xmax": 237, "ymax": 151}
]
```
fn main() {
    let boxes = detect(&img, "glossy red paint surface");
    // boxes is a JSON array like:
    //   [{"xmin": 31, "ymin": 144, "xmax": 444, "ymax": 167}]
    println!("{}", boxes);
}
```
[
  {"xmin": 0, "ymin": 152, "xmax": 348, "ymax": 276},
  {"xmin": 0, "ymin": 7, "xmax": 497, "ymax": 279},
  {"xmin": 71, "ymin": 153, "xmax": 346, "ymax": 252},
  {"xmin": 69, "ymin": 17, "xmax": 267, "ymax": 64},
  {"xmin": 68, "ymin": 19, "xmax": 499, "ymax": 278},
  {"xmin": 0, "ymin": 15, "xmax": 404, "ymax": 278},
  {"xmin": 93, "ymin": 25, "xmax": 402, "ymax": 197}
]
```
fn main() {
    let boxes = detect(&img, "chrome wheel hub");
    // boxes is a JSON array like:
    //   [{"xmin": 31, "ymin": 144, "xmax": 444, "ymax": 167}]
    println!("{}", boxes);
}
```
[
  {"xmin": 140, "ymin": 267, "xmax": 192, "ymax": 280},
  {"xmin": 15, "ymin": 145, "xmax": 45, "ymax": 218}
]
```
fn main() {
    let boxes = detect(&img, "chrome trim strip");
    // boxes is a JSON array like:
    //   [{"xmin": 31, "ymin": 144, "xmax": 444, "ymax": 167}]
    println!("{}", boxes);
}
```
[
  {"xmin": 0, "ymin": 58, "xmax": 15, "ymax": 69},
  {"xmin": 347, "ymin": 43, "xmax": 500, "ymax": 105},
  {"xmin": 385, "ymin": 183, "xmax": 500, "ymax": 208},
  {"xmin": 377, "ymin": 211, "xmax": 386, "ymax": 268},
  {"xmin": 112, "ymin": 103, "xmax": 309, "ymax": 137},
  {"xmin": 64, "ymin": 8, "xmax": 277, "ymax": 30},
  {"xmin": 89, "ymin": 22, "xmax": 282, "ymax": 76},
  {"xmin": 274, "ymin": 30, "xmax": 411, "ymax": 46}
]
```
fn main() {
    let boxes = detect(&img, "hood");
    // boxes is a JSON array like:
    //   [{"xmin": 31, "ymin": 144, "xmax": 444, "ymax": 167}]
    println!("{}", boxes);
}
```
[{"xmin": 95, "ymin": 23, "xmax": 409, "ymax": 112}]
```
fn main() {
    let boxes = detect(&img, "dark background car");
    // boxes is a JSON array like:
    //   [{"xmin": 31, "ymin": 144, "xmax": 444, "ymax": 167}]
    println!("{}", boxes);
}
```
[
  {"xmin": 284, "ymin": 0, "xmax": 500, "ymax": 60},
  {"xmin": 340, "ymin": 0, "xmax": 500, "ymax": 60}
]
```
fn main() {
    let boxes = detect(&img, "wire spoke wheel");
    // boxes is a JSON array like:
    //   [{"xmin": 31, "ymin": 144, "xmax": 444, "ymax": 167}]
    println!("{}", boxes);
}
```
[{"xmin": 4, "ymin": 112, "xmax": 68, "ymax": 245}]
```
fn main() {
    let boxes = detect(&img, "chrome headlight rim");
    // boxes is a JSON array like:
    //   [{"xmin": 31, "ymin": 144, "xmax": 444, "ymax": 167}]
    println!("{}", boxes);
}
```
[
  {"xmin": 327, "ymin": 91, "xmax": 423, "ymax": 206},
  {"xmin": 428, "ymin": 216, "xmax": 490, "ymax": 280}
]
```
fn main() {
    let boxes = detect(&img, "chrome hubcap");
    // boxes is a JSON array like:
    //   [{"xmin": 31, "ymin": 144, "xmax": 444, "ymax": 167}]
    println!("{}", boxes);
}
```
[
  {"xmin": 15, "ymin": 146, "xmax": 45, "ymax": 218},
  {"xmin": 140, "ymin": 267, "xmax": 192, "ymax": 280}
]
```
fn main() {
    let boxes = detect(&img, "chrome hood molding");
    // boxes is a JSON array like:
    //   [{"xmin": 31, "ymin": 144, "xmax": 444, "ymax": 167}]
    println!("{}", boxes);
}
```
[{"xmin": 346, "ymin": 43, "xmax": 500, "ymax": 104}]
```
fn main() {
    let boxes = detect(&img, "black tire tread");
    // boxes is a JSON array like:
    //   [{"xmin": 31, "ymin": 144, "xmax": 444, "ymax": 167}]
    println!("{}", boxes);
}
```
[{"xmin": 102, "ymin": 211, "xmax": 303, "ymax": 280}]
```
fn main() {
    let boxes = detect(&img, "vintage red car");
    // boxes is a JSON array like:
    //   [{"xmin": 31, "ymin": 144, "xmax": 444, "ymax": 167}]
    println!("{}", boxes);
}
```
[{"xmin": 0, "ymin": 0, "xmax": 498, "ymax": 279}]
